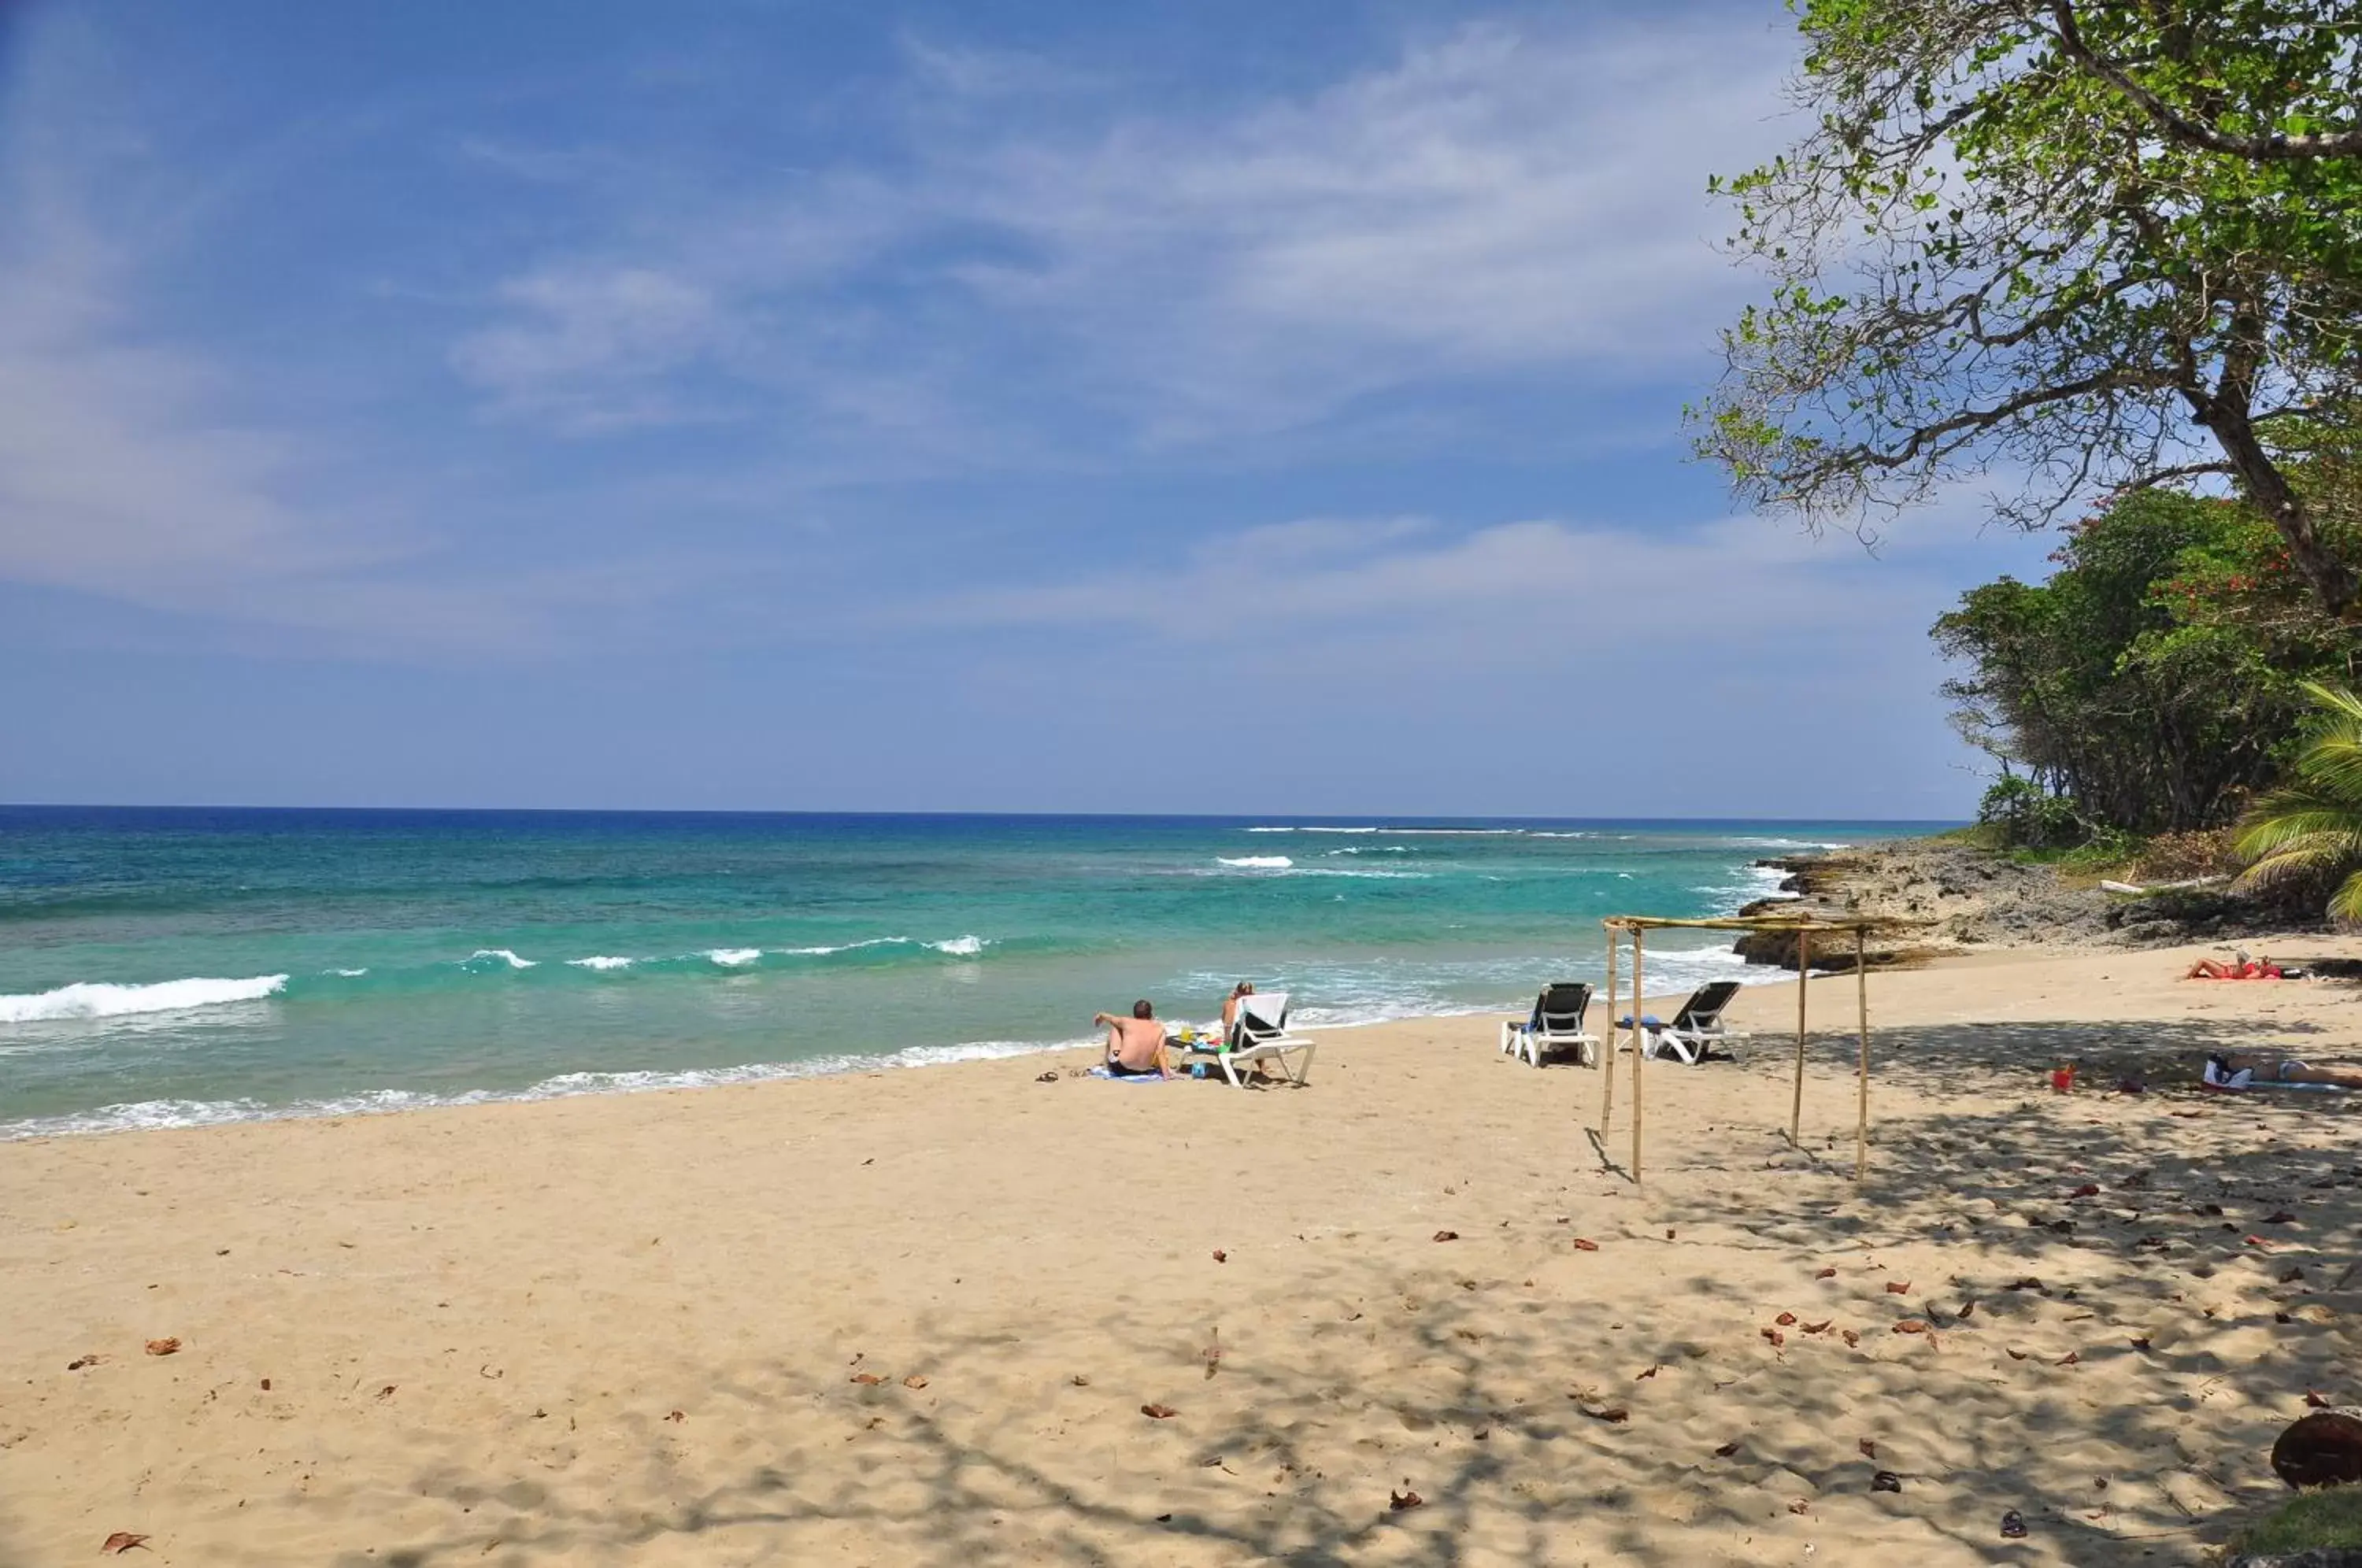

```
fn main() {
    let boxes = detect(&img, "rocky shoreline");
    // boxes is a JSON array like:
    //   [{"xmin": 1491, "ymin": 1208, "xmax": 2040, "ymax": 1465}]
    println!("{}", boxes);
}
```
[{"xmin": 1732, "ymin": 835, "xmax": 2319, "ymax": 972}]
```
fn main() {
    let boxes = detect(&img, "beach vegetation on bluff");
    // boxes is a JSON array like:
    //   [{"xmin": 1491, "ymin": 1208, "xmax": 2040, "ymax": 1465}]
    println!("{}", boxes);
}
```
[
  {"xmin": 1694, "ymin": 0, "xmax": 2362, "ymax": 614},
  {"xmin": 1934, "ymin": 485, "xmax": 2361, "ymax": 840}
]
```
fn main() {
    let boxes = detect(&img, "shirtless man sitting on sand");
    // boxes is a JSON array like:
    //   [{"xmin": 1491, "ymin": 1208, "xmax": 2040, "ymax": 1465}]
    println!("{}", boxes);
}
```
[{"xmin": 1094, "ymin": 1000, "xmax": 1173, "ymax": 1078}]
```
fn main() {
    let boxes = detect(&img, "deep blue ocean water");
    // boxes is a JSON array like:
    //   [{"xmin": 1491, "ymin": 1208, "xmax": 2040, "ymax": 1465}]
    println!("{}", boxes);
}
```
[{"xmin": 0, "ymin": 808, "xmax": 1947, "ymax": 1137}]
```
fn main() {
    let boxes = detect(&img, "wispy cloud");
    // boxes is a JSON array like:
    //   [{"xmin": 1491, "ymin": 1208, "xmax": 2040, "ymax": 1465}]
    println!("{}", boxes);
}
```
[
  {"xmin": 451, "ymin": 15, "xmax": 1795, "ymax": 454},
  {"xmin": 911, "ymin": 509, "xmax": 1923, "ymax": 671}
]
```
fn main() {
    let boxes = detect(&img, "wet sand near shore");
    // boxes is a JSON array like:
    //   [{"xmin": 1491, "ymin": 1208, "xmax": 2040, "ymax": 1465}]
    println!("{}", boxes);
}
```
[{"xmin": 2, "ymin": 938, "xmax": 2358, "ymax": 1566}]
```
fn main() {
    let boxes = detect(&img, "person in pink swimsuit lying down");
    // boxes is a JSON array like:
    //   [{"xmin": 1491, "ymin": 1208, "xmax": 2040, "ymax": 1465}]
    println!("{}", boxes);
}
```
[{"xmin": 2185, "ymin": 952, "xmax": 2284, "ymax": 980}]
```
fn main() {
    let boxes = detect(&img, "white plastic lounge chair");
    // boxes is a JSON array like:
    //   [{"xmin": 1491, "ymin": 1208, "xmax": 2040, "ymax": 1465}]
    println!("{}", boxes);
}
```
[
  {"xmin": 1498, "ymin": 982, "xmax": 1597, "ymax": 1067},
  {"xmin": 1621, "ymin": 981, "xmax": 1747, "ymax": 1065},
  {"xmin": 1204, "ymin": 991, "xmax": 1317, "ymax": 1088}
]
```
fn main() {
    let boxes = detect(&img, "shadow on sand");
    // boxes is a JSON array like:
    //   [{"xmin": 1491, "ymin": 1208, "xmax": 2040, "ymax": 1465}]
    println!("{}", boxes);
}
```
[{"xmin": 306, "ymin": 1016, "xmax": 2360, "ymax": 1566}]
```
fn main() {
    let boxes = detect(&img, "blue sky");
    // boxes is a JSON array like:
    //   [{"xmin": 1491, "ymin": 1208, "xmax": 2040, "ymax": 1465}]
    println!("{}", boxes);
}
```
[{"xmin": 0, "ymin": 0, "xmax": 2057, "ymax": 816}]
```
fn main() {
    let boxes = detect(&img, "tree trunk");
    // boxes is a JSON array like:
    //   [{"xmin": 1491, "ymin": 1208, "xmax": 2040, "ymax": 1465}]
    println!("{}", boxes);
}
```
[{"xmin": 2207, "ymin": 405, "xmax": 2360, "ymax": 615}]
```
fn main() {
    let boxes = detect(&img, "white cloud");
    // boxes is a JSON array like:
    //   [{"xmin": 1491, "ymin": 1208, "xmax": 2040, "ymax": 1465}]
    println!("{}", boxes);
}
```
[
  {"xmin": 452, "ymin": 15, "xmax": 1797, "ymax": 449},
  {"xmin": 912, "ymin": 510, "xmax": 1922, "ymax": 671}
]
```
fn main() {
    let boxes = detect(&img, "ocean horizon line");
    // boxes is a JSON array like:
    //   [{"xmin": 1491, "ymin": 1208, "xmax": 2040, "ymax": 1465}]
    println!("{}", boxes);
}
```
[{"xmin": 0, "ymin": 803, "xmax": 1968, "ymax": 827}]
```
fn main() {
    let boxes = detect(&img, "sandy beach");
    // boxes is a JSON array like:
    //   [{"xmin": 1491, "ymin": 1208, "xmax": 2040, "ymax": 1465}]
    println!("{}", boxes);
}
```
[{"xmin": 5, "ymin": 938, "xmax": 2360, "ymax": 1566}]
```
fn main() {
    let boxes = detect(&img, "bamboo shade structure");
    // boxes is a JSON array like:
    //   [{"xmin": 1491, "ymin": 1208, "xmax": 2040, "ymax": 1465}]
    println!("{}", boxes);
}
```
[{"xmin": 1597, "ymin": 912, "xmax": 1893, "ymax": 1185}]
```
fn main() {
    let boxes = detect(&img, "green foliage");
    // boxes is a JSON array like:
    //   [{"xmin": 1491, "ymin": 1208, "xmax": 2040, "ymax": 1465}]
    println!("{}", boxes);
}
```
[
  {"xmin": 1975, "ymin": 775, "xmax": 2086, "ymax": 849},
  {"xmin": 2227, "ymin": 1485, "xmax": 2362, "ymax": 1555},
  {"xmin": 1934, "ymin": 487, "xmax": 2362, "ymax": 832},
  {"xmin": 1694, "ymin": 1, "xmax": 2362, "ymax": 611},
  {"xmin": 2234, "ymin": 679, "xmax": 2362, "ymax": 920}
]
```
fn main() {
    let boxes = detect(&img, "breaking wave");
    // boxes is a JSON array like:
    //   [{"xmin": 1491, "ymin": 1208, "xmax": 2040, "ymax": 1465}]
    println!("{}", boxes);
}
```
[{"xmin": 0, "ymin": 974, "xmax": 289, "ymax": 1025}]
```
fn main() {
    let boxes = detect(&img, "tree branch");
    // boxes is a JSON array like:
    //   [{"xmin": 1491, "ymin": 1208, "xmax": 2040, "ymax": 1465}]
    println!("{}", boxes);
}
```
[{"xmin": 2045, "ymin": 1, "xmax": 2362, "ymax": 160}]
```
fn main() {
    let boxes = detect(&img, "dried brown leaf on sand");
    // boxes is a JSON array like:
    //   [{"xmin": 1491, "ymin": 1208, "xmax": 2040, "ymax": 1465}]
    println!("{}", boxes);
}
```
[
  {"xmin": 1578, "ymin": 1403, "xmax": 1630, "ymax": 1424},
  {"xmin": 1761, "ymin": 1329, "xmax": 1786, "ymax": 1347},
  {"xmin": 1859, "ymin": 1438, "xmax": 1878, "ymax": 1459},
  {"xmin": 1431, "ymin": 1231, "xmax": 1459, "ymax": 1243},
  {"xmin": 1816, "ymin": 1267, "xmax": 1838, "ymax": 1279},
  {"xmin": 1389, "ymin": 1488, "xmax": 1425, "ymax": 1511},
  {"xmin": 902, "ymin": 1375, "xmax": 928, "ymax": 1390},
  {"xmin": 1635, "ymin": 1364, "xmax": 1661, "ymax": 1381},
  {"xmin": 1841, "ymin": 1329, "xmax": 1861, "ymax": 1348},
  {"xmin": 1802, "ymin": 1320, "xmax": 1832, "ymax": 1335},
  {"xmin": 1572, "ymin": 1238, "xmax": 1600, "ymax": 1252},
  {"xmin": 1211, "ymin": 1250, "xmax": 1227, "ymax": 1263},
  {"xmin": 1141, "ymin": 1403, "xmax": 1179, "ymax": 1419},
  {"xmin": 143, "ymin": 1339, "xmax": 180, "ymax": 1357},
  {"xmin": 1884, "ymin": 1281, "xmax": 1912, "ymax": 1295},
  {"xmin": 1893, "ymin": 1320, "xmax": 1929, "ymax": 1335},
  {"xmin": 1775, "ymin": 1312, "xmax": 1797, "ymax": 1326},
  {"xmin": 67, "ymin": 1355, "xmax": 103, "ymax": 1371},
  {"xmin": 850, "ymin": 1373, "xmax": 885, "ymax": 1385},
  {"xmin": 665, "ymin": 1409, "xmax": 686, "ymax": 1422},
  {"xmin": 1713, "ymin": 1440, "xmax": 1740, "ymax": 1458},
  {"xmin": 102, "ymin": 1533, "xmax": 150, "ymax": 1555},
  {"xmin": 376, "ymin": 1385, "xmax": 397, "ymax": 1401}
]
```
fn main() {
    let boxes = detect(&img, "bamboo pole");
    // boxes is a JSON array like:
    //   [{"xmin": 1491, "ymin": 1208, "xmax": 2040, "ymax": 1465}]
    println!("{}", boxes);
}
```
[
  {"xmin": 1790, "ymin": 929, "xmax": 1810, "ymax": 1148},
  {"xmin": 1855, "ymin": 926, "xmax": 1871, "ymax": 1182},
  {"xmin": 1630, "ymin": 928, "xmax": 1646, "ymax": 1185},
  {"xmin": 1599, "ymin": 926, "xmax": 1618, "ymax": 1130}
]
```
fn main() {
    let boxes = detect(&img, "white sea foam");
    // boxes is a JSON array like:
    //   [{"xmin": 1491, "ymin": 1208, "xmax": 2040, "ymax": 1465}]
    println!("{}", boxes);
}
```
[
  {"xmin": 777, "ymin": 937, "xmax": 911, "ymax": 957},
  {"xmin": 0, "ymin": 974, "xmax": 288, "ymax": 1025},
  {"xmin": 705, "ymin": 948, "xmax": 763, "ymax": 967},
  {"xmin": 1217, "ymin": 856, "xmax": 1294, "ymax": 869},
  {"xmin": 329, "ymin": 967, "xmax": 369, "ymax": 978},
  {"xmin": 926, "ymin": 935, "xmax": 987, "ymax": 956},
  {"xmin": 465, "ymin": 949, "xmax": 537, "ymax": 970},
  {"xmin": 1, "ymin": 1034, "xmax": 1100, "ymax": 1141},
  {"xmin": 567, "ymin": 955, "xmax": 635, "ymax": 971}
]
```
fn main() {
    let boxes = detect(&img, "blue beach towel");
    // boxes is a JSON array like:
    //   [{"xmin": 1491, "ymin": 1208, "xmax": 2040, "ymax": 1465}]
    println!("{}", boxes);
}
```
[{"xmin": 1087, "ymin": 1065, "xmax": 1170, "ymax": 1083}]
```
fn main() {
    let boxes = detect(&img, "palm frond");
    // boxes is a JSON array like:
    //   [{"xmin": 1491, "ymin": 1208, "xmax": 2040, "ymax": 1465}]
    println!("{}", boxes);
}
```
[
  {"xmin": 2230, "ymin": 682, "xmax": 2362, "ymax": 920},
  {"xmin": 2297, "ymin": 680, "xmax": 2362, "ymax": 724},
  {"xmin": 2331, "ymin": 870, "xmax": 2362, "ymax": 926},
  {"xmin": 2293, "ymin": 730, "xmax": 2362, "ymax": 803},
  {"xmin": 2234, "ymin": 800, "xmax": 2362, "ymax": 861}
]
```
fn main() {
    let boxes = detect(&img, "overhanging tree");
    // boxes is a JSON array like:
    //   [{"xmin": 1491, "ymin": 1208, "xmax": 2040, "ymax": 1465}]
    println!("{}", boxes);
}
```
[{"xmin": 1694, "ymin": 0, "xmax": 2362, "ymax": 612}]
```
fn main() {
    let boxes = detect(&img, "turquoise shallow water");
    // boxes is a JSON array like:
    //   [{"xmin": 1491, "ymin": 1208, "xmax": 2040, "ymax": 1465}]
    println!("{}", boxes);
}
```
[{"xmin": 0, "ymin": 808, "xmax": 1945, "ymax": 1137}]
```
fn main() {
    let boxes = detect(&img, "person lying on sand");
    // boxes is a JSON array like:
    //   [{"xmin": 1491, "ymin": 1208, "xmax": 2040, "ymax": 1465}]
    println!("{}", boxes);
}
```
[
  {"xmin": 2204, "ymin": 1052, "xmax": 2362, "ymax": 1089},
  {"xmin": 1094, "ymin": 1000, "xmax": 1173, "ymax": 1078},
  {"xmin": 2186, "ymin": 952, "xmax": 2284, "ymax": 980}
]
